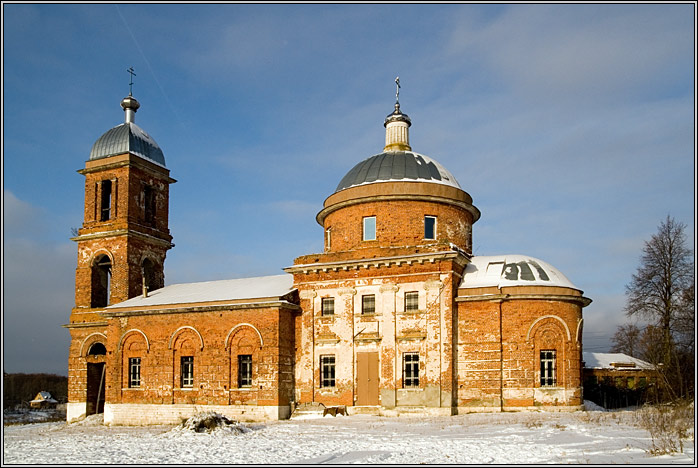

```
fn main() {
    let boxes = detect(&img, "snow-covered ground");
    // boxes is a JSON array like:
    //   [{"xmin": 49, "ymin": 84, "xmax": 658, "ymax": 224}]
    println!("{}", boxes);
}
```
[{"xmin": 3, "ymin": 403, "xmax": 695, "ymax": 465}]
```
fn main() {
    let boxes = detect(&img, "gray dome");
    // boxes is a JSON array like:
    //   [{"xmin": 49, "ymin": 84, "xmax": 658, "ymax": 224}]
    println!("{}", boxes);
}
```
[
  {"xmin": 335, "ymin": 151, "xmax": 461, "ymax": 192},
  {"xmin": 89, "ymin": 122, "xmax": 166, "ymax": 167}
]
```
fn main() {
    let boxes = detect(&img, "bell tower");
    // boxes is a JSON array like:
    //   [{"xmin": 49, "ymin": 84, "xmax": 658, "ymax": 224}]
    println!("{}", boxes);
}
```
[{"xmin": 70, "ymin": 91, "xmax": 175, "ymax": 321}]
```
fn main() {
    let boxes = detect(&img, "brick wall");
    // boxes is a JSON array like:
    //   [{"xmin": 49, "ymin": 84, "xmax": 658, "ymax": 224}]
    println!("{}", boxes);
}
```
[
  {"xmin": 456, "ymin": 293, "xmax": 584, "ymax": 410},
  {"xmin": 322, "ymin": 199, "xmax": 473, "ymax": 254}
]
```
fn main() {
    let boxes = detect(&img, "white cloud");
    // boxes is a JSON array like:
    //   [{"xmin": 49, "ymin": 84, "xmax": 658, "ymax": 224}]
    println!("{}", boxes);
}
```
[{"xmin": 3, "ymin": 189, "xmax": 41, "ymax": 238}]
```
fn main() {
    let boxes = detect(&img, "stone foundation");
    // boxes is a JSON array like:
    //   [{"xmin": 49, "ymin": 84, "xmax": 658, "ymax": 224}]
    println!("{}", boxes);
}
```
[{"xmin": 103, "ymin": 403, "xmax": 291, "ymax": 425}]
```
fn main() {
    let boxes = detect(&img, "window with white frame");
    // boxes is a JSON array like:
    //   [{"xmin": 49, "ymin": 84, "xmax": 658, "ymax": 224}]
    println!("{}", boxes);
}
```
[
  {"xmin": 320, "ymin": 355, "xmax": 335, "ymax": 388},
  {"xmin": 362, "ymin": 294, "xmax": 375, "ymax": 315},
  {"xmin": 181, "ymin": 356, "xmax": 194, "ymax": 388},
  {"xmin": 325, "ymin": 227, "xmax": 331, "ymax": 250},
  {"xmin": 424, "ymin": 216, "xmax": 436, "ymax": 240},
  {"xmin": 128, "ymin": 357, "xmax": 141, "ymax": 388},
  {"xmin": 238, "ymin": 355, "xmax": 252, "ymax": 387},
  {"xmin": 405, "ymin": 291, "xmax": 419, "ymax": 312},
  {"xmin": 403, "ymin": 353, "xmax": 419, "ymax": 388},
  {"xmin": 363, "ymin": 216, "xmax": 376, "ymax": 241},
  {"xmin": 321, "ymin": 297, "xmax": 335, "ymax": 316},
  {"xmin": 540, "ymin": 350, "xmax": 556, "ymax": 387}
]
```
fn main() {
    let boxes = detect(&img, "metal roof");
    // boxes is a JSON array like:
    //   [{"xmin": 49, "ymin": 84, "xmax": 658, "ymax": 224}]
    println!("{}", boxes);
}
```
[
  {"xmin": 89, "ymin": 122, "xmax": 166, "ymax": 167},
  {"xmin": 335, "ymin": 151, "xmax": 461, "ymax": 192},
  {"xmin": 106, "ymin": 274, "xmax": 295, "ymax": 309}
]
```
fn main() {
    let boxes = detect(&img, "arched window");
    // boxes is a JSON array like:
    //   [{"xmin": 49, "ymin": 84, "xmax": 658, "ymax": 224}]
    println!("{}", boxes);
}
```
[
  {"xmin": 142, "ymin": 258, "xmax": 158, "ymax": 293},
  {"xmin": 91, "ymin": 254, "xmax": 112, "ymax": 308},
  {"xmin": 227, "ymin": 326, "xmax": 262, "ymax": 390},
  {"xmin": 171, "ymin": 329, "xmax": 200, "ymax": 391}
]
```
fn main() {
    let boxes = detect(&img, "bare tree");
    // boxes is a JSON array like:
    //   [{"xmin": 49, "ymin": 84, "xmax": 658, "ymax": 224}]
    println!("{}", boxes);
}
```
[
  {"xmin": 610, "ymin": 323, "xmax": 642, "ymax": 357},
  {"xmin": 625, "ymin": 215, "xmax": 694, "ymax": 398}
]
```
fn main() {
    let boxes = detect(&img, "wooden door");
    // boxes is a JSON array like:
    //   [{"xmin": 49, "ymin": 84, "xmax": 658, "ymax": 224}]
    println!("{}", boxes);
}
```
[
  {"xmin": 356, "ymin": 352, "xmax": 379, "ymax": 406},
  {"xmin": 86, "ymin": 362, "xmax": 105, "ymax": 415}
]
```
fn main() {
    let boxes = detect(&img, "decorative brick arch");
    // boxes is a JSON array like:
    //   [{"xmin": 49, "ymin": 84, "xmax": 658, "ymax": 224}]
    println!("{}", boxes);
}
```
[
  {"xmin": 526, "ymin": 314, "xmax": 571, "ymax": 342},
  {"xmin": 224, "ymin": 323, "xmax": 264, "ymax": 349},
  {"xmin": 168, "ymin": 326, "xmax": 204, "ymax": 351},
  {"xmin": 226, "ymin": 323, "xmax": 263, "ymax": 394},
  {"xmin": 575, "ymin": 318, "xmax": 584, "ymax": 343},
  {"xmin": 89, "ymin": 249, "xmax": 114, "ymax": 266},
  {"xmin": 117, "ymin": 329, "xmax": 150, "ymax": 352},
  {"xmin": 79, "ymin": 332, "xmax": 108, "ymax": 357}
]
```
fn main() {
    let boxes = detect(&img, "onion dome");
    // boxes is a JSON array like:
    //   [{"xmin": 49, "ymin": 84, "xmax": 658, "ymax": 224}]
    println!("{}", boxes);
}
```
[{"xmin": 89, "ymin": 95, "xmax": 166, "ymax": 167}]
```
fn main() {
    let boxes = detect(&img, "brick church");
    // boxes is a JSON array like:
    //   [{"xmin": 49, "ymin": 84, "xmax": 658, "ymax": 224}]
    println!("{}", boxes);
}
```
[{"xmin": 65, "ymin": 86, "xmax": 592, "ymax": 425}]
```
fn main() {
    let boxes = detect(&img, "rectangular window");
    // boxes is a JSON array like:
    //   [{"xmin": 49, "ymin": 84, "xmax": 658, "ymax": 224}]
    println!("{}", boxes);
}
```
[
  {"xmin": 100, "ymin": 180, "xmax": 113, "ymax": 221},
  {"xmin": 639, "ymin": 376, "xmax": 647, "ymax": 387},
  {"xmin": 627, "ymin": 376, "xmax": 635, "ymax": 389},
  {"xmin": 321, "ymin": 297, "xmax": 335, "ymax": 316},
  {"xmin": 238, "ymin": 355, "xmax": 252, "ymax": 387},
  {"xmin": 363, "ymin": 216, "xmax": 376, "ymax": 241},
  {"xmin": 143, "ymin": 185, "xmax": 155, "ymax": 225},
  {"xmin": 405, "ymin": 291, "xmax": 419, "ymax": 312},
  {"xmin": 424, "ymin": 216, "xmax": 436, "ymax": 240},
  {"xmin": 540, "ymin": 350, "xmax": 556, "ymax": 387},
  {"xmin": 325, "ymin": 228, "xmax": 331, "ymax": 251},
  {"xmin": 128, "ymin": 357, "xmax": 141, "ymax": 388},
  {"xmin": 180, "ymin": 356, "xmax": 194, "ymax": 388},
  {"xmin": 362, "ymin": 294, "xmax": 375, "ymax": 315},
  {"xmin": 403, "ymin": 353, "xmax": 420, "ymax": 388},
  {"xmin": 320, "ymin": 355, "xmax": 335, "ymax": 388}
]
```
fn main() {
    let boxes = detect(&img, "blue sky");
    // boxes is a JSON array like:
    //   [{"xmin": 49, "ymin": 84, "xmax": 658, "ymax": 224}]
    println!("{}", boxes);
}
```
[{"xmin": 2, "ymin": 3, "xmax": 695, "ymax": 375}]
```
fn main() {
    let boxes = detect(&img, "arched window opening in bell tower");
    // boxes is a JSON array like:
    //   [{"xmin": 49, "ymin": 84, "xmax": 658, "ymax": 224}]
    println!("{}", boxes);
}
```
[
  {"xmin": 142, "ymin": 258, "xmax": 158, "ymax": 293},
  {"xmin": 100, "ymin": 180, "xmax": 113, "ymax": 221},
  {"xmin": 143, "ymin": 185, "xmax": 155, "ymax": 226},
  {"xmin": 91, "ymin": 255, "xmax": 112, "ymax": 308}
]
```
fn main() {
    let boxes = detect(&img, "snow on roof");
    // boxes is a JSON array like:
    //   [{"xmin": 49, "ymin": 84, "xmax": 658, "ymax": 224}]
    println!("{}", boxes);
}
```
[
  {"xmin": 583, "ymin": 352, "xmax": 655, "ymax": 370},
  {"xmin": 460, "ymin": 254, "xmax": 580, "ymax": 290},
  {"xmin": 107, "ymin": 274, "xmax": 295, "ymax": 309},
  {"xmin": 31, "ymin": 392, "xmax": 57, "ymax": 403}
]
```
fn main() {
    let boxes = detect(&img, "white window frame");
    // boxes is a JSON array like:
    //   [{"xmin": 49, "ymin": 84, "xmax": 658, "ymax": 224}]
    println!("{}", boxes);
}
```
[
  {"xmin": 540, "ymin": 350, "xmax": 556, "ymax": 387},
  {"xmin": 321, "ymin": 297, "xmax": 335, "ymax": 316},
  {"xmin": 320, "ymin": 355, "xmax": 336, "ymax": 388},
  {"xmin": 403, "ymin": 352, "xmax": 420, "ymax": 388},
  {"xmin": 128, "ymin": 357, "xmax": 141, "ymax": 388},
  {"xmin": 363, "ymin": 216, "xmax": 376, "ymax": 241},
  {"xmin": 181, "ymin": 356, "xmax": 194, "ymax": 388},
  {"xmin": 405, "ymin": 291, "xmax": 419, "ymax": 312},
  {"xmin": 238, "ymin": 354, "xmax": 253, "ymax": 387},
  {"xmin": 424, "ymin": 215, "xmax": 437, "ymax": 240},
  {"xmin": 362, "ymin": 294, "xmax": 376, "ymax": 315}
]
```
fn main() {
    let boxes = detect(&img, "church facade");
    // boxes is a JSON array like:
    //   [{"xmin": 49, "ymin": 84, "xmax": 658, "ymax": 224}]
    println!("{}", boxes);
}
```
[{"xmin": 65, "ymin": 90, "xmax": 591, "ymax": 425}]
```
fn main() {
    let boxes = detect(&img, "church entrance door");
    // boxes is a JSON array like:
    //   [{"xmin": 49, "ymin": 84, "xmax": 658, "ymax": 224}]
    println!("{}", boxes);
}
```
[
  {"xmin": 86, "ymin": 362, "xmax": 105, "ymax": 415},
  {"xmin": 356, "ymin": 352, "xmax": 379, "ymax": 406}
]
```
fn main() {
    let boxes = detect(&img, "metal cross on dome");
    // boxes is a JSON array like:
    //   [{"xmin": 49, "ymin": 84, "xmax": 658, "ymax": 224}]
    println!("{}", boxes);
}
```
[
  {"xmin": 127, "ymin": 67, "xmax": 136, "ymax": 96},
  {"xmin": 395, "ymin": 76, "xmax": 401, "ymax": 104}
]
